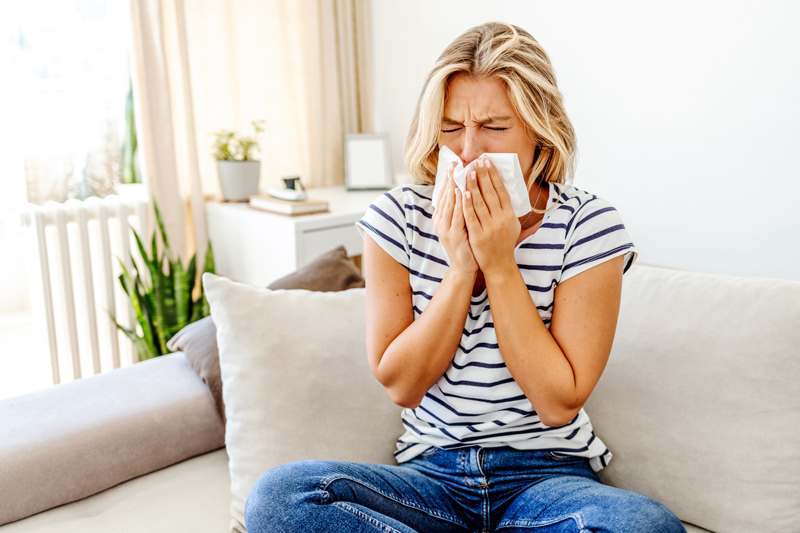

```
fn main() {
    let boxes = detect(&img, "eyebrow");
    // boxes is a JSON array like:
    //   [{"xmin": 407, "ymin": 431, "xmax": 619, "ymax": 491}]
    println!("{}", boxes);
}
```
[{"xmin": 442, "ymin": 115, "xmax": 514, "ymax": 125}]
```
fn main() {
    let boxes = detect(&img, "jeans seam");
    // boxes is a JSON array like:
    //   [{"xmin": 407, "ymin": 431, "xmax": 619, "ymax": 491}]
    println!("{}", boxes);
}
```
[
  {"xmin": 318, "ymin": 474, "xmax": 468, "ymax": 528},
  {"xmin": 332, "ymin": 502, "xmax": 406, "ymax": 533},
  {"xmin": 496, "ymin": 511, "xmax": 588, "ymax": 531}
]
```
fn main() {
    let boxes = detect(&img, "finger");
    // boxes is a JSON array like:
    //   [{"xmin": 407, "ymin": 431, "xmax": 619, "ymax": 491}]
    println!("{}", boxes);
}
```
[
  {"xmin": 483, "ymin": 159, "xmax": 511, "ymax": 211},
  {"xmin": 465, "ymin": 170, "xmax": 490, "ymax": 226},
  {"xmin": 475, "ymin": 159, "xmax": 501, "ymax": 214},
  {"xmin": 462, "ymin": 181, "xmax": 483, "ymax": 233},
  {"xmin": 452, "ymin": 186, "xmax": 465, "ymax": 229},
  {"xmin": 435, "ymin": 163, "xmax": 456, "ymax": 222},
  {"xmin": 434, "ymin": 162, "xmax": 456, "ymax": 209}
]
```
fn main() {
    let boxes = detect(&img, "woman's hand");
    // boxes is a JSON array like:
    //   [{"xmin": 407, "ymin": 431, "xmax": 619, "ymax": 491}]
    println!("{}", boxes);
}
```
[
  {"xmin": 461, "ymin": 158, "xmax": 520, "ymax": 275},
  {"xmin": 433, "ymin": 162, "xmax": 478, "ymax": 275}
]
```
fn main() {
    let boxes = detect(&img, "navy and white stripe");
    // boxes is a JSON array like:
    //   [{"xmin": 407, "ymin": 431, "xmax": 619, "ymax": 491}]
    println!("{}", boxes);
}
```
[{"xmin": 356, "ymin": 182, "xmax": 637, "ymax": 472}]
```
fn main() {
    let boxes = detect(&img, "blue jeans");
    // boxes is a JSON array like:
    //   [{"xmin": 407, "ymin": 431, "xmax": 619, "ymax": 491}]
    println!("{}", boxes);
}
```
[{"xmin": 245, "ymin": 447, "xmax": 685, "ymax": 533}]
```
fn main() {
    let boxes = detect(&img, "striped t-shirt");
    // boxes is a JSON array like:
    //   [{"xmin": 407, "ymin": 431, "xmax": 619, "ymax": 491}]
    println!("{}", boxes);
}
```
[{"xmin": 356, "ymin": 182, "xmax": 637, "ymax": 471}]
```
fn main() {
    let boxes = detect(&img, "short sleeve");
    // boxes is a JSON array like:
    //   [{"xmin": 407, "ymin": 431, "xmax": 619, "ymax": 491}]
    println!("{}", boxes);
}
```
[
  {"xmin": 356, "ymin": 188, "xmax": 411, "ymax": 269},
  {"xmin": 560, "ymin": 199, "xmax": 637, "ymax": 283}
]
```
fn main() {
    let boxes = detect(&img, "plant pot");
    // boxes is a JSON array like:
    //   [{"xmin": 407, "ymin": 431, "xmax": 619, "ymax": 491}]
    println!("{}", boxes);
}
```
[{"xmin": 217, "ymin": 161, "xmax": 261, "ymax": 201}]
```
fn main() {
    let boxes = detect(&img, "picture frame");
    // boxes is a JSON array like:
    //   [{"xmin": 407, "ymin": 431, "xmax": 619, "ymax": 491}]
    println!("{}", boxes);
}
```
[{"xmin": 344, "ymin": 133, "xmax": 393, "ymax": 190}]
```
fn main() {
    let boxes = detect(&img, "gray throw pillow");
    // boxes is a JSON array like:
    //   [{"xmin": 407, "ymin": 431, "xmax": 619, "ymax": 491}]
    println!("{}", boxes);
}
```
[{"xmin": 166, "ymin": 245, "xmax": 365, "ymax": 423}]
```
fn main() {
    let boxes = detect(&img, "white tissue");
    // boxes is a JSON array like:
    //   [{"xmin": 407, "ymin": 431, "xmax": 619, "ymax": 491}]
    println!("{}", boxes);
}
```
[{"xmin": 431, "ymin": 146, "xmax": 531, "ymax": 218}]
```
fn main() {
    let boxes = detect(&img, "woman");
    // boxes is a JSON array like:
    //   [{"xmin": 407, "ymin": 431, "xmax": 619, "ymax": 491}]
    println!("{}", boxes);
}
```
[{"xmin": 245, "ymin": 22, "xmax": 684, "ymax": 532}]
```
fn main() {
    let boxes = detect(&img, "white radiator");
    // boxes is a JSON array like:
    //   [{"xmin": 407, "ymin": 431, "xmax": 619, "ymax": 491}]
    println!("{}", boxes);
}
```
[{"xmin": 20, "ymin": 196, "xmax": 150, "ymax": 385}]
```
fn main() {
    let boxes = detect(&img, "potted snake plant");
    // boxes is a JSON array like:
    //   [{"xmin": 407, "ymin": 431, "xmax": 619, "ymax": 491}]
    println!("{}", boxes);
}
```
[{"xmin": 114, "ymin": 198, "xmax": 215, "ymax": 360}]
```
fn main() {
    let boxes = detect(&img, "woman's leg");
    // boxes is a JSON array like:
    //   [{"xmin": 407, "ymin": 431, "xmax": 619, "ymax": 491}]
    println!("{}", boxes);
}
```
[
  {"xmin": 494, "ymin": 473, "xmax": 685, "ymax": 533},
  {"xmin": 244, "ymin": 459, "xmax": 471, "ymax": 533}
]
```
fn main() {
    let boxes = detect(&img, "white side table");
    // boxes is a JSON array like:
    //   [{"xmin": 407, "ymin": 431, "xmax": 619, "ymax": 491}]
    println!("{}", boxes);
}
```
[{"xmin": 205, "ymin": 186, "xmax": 385, "ymax": 287}]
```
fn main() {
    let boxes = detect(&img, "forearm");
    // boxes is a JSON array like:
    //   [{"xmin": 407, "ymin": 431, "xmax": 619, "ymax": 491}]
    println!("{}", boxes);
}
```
[
  {"xmin": 484, "ymin": 265, "xmax": 582, "ymax": 426},
  {"xmin": 372, "ymin": 268, "xmax": 476, "ymax": 408}
]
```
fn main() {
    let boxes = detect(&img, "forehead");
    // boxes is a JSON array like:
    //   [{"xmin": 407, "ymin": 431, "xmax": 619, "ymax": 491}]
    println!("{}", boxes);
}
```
[{"xmin": 442, "ymin": 74, "xmax": 514, "ymax": 118}]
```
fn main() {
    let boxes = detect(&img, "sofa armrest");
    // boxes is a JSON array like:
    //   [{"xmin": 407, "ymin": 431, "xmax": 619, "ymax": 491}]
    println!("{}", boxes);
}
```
[{"xmin": 0, "ymin": 353, "xmax": 225, "ymax": 526}]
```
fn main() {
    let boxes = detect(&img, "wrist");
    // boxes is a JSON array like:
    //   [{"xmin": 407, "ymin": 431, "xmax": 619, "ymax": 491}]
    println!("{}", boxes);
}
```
[
  {"xmin": 446, "ymin": 267, "xmax": 478, "ymax": 286},
  {"xmin": 482, "ymin": 260, "xmax": 520, "ymax": 286}
]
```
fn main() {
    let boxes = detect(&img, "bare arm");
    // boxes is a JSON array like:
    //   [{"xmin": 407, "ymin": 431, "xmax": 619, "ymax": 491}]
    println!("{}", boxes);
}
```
[
  {"xmin": 483, "ymin": 256, "xmax": 623, "ymax": 427},
  {"xmin": 461, "ymin": 160, "xmax": 623, "ymax": 426},
  {"xmin": 363, "ymin": 236, "xmax": 476, "ymax": 408},
  {"xmin": 363, "ymin": 170, "xmax": 478, "ymax": 408}
]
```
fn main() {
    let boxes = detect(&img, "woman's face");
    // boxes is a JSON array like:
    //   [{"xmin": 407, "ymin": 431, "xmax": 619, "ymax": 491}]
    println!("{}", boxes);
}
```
[{"xmin": 438, "ymin": 74, "xmax": 535, "ymax": 174}]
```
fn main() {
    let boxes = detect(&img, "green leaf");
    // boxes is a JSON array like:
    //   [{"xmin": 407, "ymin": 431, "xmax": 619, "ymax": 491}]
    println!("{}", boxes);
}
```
[
  {"xmin": 116, "ymin": 259, "xmax": 157, "ymax": 357},
  {"xmin": 173, "ymin": 259, "xmax": 188, "ymax": 331},
  {"xmin": 153, "ymin": 198, "xmax": 171, "ymax": 260},
  {"xmin": 121, "ymin": 80, "xmax": 138, "ymax": 184},
  {"xmin": 132, "ymin": 228, "xmax": 156, "ymax": 284},
  {"xmin": 152, "ymin": 256, "xmax": 168, "ymax": 356},
  {"xmin": 203, "ymin": 242, "xmax": 215, "ymax": 275},
  {"xmin": 185, "ymin": 254, "xmax": 197, "ymax": 322},
  {"xmin": 110, "ymin": 314, "xmax": 156, "ymax": 361}
]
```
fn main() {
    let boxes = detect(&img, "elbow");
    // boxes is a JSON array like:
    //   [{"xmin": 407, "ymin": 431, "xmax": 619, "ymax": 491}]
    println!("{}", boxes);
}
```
[
  {"xmin": 371, "ymin": 362, "xmax": 424, "ymax": 409},
  {"xmin": 537, "ymin": 407, "xmax": 581, "ymax": 428},
  {"xmin": 385, "ymin": 386, "xmax": 423, "ymax": 409}
]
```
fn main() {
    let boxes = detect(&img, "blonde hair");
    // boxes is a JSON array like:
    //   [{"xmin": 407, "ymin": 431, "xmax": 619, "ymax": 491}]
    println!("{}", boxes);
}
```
[{"xmin": 405, "ymin": 22, "xmax": 577, "ymax": 189}]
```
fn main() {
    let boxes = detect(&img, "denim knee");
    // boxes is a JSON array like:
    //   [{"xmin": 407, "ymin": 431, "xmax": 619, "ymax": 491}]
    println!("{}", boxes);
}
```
[
  {"xmin": 608, "ymin": 492, "xmax": 685, "ymax": 533},
  {"xmin": 245, "ymin": 460, "xmax": 329, "ymax": 531},
  {"xmin": 637, "ymin": 497, "xmax": 685, "ymax": 533}
]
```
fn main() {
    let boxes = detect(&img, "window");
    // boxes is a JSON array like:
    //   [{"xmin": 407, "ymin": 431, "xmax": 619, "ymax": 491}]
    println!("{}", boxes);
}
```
[{"xmin": 1, "ymin": 0, "xmax": 131, "ymax": 209}]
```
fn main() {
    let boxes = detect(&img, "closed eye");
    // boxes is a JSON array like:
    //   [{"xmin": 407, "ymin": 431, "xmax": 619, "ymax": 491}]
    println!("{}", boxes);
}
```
[
  {"xmin": 485, "ymin": 127, "xmax": 508, "ymax": 131},
  {"xmin": 441, "ymin": 126, "xmax": 462, "ymax": 133}
]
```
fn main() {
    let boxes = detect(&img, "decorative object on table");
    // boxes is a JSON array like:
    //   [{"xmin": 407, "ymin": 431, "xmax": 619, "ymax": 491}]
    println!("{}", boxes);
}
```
[
  {"xmin": 344, "ymin": 132, "xmax": 393, "ymax": 190},
  {"xmin": 249, "ymin": 194, "xmax": 329, "ymax": 216},
  {"xmin": 266, "ymin": 176, "xmax": 308, "ymax": 201},
  {"xmin": 114, "ymin": 198, "xmax": 216, "ymax": 360},
  {"xmin": 212, "ymin": 120, "xmax": 265, "ymax": 201}
]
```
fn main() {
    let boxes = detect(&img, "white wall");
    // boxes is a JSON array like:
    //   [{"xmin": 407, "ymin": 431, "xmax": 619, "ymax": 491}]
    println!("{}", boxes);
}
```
[{"xmin": 369, "ymin": 0, "xmax": 800, "ymax": 281}]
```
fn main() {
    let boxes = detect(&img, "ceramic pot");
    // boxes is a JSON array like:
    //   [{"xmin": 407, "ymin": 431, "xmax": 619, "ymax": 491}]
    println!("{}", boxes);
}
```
[{"xmin": 217, "ymin": 161, "xmax": 261, "ymax": 201}]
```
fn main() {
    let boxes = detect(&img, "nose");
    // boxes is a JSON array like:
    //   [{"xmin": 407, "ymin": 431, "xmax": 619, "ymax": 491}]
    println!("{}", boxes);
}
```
[{"xmin": 459, "ymin": 126, "xmax": 482, "ymax": 166}]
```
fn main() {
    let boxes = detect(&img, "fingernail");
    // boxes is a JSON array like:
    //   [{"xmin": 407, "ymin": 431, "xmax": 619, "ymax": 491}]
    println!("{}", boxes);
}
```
[
  {"xmin": 485, "ymin": 159, "xmax": 492, "ymax": 169},
  {"xmin": 465, "ymin": 190, "xmax": 471, "ymax": 199},
  {"xmin": 470, "ymin": 171, "xmax": 477, "ymax": 180},
  {"xmin": 476, "ymin": 159, "xmax": 484, "ymax": 168}
]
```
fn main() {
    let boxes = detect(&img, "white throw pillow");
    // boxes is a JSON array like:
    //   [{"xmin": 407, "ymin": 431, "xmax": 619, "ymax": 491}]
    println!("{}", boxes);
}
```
[
  {"xmin": 203, "ymin": 274, "xmax": 403, "ymax": 533},
  {"xmin": 585, "ymin": 265, "xmax": 800, "ymax": 533}
]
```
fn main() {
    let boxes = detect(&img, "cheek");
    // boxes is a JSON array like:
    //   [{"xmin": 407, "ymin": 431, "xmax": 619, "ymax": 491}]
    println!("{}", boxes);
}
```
[
  {"xmin": 509, "ymin": 138, "xmax": 536, "ymax": 173},
  {"xmin": 438, "ymin": 133, "xmax": 462, "ymax": 152},
  {"xmin": 517, "ymin": 147, "xmax": 535, "ymax": 173}
]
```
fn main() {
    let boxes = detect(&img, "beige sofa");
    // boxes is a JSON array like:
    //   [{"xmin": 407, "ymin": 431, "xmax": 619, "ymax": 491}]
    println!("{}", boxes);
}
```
[{"xmin": 1, "ymin": 263, "xmax": 798, "ymax": 532}]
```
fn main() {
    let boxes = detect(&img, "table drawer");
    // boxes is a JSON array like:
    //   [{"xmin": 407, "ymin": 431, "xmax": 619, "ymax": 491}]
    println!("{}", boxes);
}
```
[{"xmin": 299, "ymin": 222, "xmax": 363, "ymax": 267}]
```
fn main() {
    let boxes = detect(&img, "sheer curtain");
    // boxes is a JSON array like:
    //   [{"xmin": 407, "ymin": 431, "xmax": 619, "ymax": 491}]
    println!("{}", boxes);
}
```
[{"xmin": 129, "ymin": 0, "xmax": 373, "ymax": 262}]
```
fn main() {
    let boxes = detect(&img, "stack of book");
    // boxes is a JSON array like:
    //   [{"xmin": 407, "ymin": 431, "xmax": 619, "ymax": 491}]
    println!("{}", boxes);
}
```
[{"xmin": 248, "ymin": 195, "xmax": 329, "ymax": 216}]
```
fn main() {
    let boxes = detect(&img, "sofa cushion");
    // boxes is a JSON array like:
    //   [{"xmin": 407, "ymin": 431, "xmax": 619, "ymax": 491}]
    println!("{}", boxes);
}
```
[
  {"xmin": 265, "ymin": 244, "xmax": 365, "ymax": 292},
  {"xmin": 203, "ymin": 274, "xmax": 402, "ymax": 533},
  {"xmin": 0, "ymin": 353, "xmax": 225, "ymax": 526},
  {"xmin": 167, "ymin": 317, "xmax": 225, "ymax": 422},
  {"xmin": 167, "ymin": 245, "xmax": 365, "ymax": 425},
  {"xmin": 0, "ymin": 449, "xmax": 230, "ymax": 533},
  {"xmin": 585, "ymin": 265, "xmax": 800, "ymax": 533}
]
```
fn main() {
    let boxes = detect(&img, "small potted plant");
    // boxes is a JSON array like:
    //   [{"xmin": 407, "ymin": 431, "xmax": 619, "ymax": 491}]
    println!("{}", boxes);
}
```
[{"xmin": 212, "ymin": 120, "xmax": 265, "ymax": 201}]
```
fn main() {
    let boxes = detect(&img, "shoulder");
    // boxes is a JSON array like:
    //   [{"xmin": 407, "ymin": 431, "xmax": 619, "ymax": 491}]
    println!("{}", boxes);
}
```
[
  {"xmin": 549, "ymin": 184, "xmax": 636, "ymax": 279},
  {"xmin": 371, "ymin": 184, "xmax": 435, "ymax": 222},
  {"xmin": 548, "ymin": 183, "xmax": 624, "ymax": 232},
  {"xmin": 372, "ymin": 184, "xmax": 434, "ymax": 210}
]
